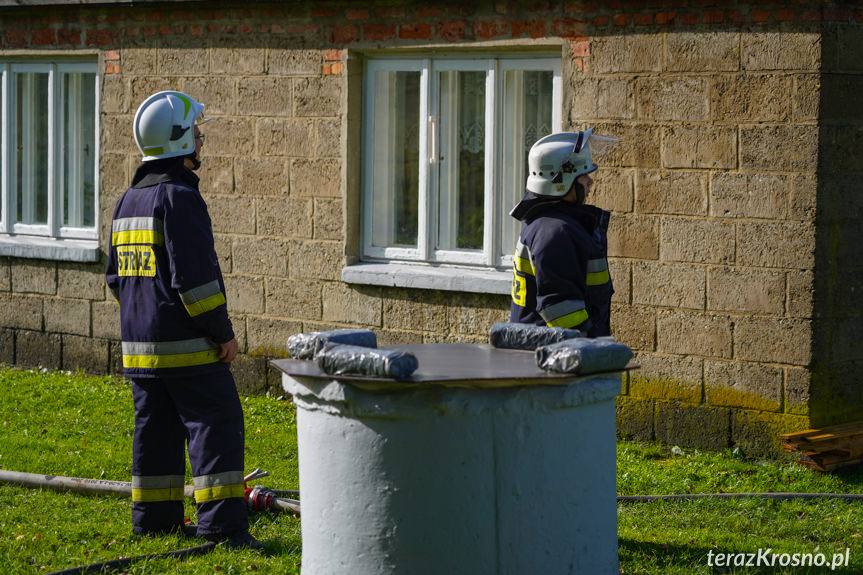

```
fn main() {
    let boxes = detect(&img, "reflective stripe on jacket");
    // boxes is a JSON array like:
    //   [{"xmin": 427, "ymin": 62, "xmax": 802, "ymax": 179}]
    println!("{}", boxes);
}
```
[
  {"xmin": 510, "ymin": 201, "xmax": 613, "ymax": 337},
  {"xmin": 105, "ymin": 159, "xmax": 233, "ymax": 378}
]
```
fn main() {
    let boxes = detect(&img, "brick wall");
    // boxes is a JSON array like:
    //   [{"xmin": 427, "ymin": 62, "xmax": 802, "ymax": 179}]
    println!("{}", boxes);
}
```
[{"xmin": 1, "ymin": 0, "xmax": 861, "ymax": 455}]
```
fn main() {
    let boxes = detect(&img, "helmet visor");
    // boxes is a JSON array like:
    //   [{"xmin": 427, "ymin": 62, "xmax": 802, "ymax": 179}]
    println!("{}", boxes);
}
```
[{"xmin": 585, "ymin": 134, "xmax": 617, "ymax": 159}]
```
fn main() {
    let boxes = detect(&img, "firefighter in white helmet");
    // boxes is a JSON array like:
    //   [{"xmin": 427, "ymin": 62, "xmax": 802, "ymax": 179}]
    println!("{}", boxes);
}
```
[
  {"xmin": 510, "ymin": 129, "xmax": 616, "ymax": 337},
  {"xmin": 106, "ymin": 91, "xmax": 262, "ymax": 550}
]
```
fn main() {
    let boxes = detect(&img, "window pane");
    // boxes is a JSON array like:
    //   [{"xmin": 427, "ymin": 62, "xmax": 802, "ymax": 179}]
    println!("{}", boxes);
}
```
[
  {"xmin": 15, "ymin": 72, "xmax": 50, "ymax": 225},
  {"xmin": 62, "ymin": 72, "xmax": 97, "ymax": 228},
  {"xmin": 438, "ymin": 70, "xmax": 485, "ymax": 252},
  {"xmin": 370, "ymin": 70, "xmax": 420, "ymax": 248},
  {"xmin": 499, "ymin": 70, "xmax": 553, "ymax": 258}
]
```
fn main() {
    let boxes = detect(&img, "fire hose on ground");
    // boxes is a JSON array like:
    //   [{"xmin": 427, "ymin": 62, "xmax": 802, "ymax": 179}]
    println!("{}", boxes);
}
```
[
  {"xmin": 5, "ymin": 467, "xmax": 863, "ymax": 574},
  {"xmin": 0, "ymin": 467, "xmax": 299, "ymax": 575}
]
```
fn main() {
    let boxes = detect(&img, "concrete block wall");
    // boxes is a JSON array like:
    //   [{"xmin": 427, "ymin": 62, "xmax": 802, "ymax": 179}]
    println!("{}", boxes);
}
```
[{"xmin": 1, "ymin": 1, "xmax": 861, "ymax": 455}]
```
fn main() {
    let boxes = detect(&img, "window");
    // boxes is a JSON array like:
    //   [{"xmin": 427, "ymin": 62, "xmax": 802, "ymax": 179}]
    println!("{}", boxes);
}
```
[
  {"xmin": 1, "ymin": 59, "xmax": 99, "ymax": 258},
  {"xmin": 361, "ymin": 55, "xmax": 561, "ymax": 269}
]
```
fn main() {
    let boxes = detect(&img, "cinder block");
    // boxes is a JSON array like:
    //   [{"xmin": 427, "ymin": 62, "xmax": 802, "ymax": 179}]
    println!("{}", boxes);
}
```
[
  {"xmin": 245, "ymin": 316, "xmax": 304, "ymax": 357},
  {"xmin": 629, "ymin": 352, "xmax": 703, "ymax": 402},
  {"xmin": 322, "ymin": 283, "xmax": 382, "ymax": 327},
  {"xmin": 268, "ymin": 45, "xmax": 323, "ymax": 75},
  {"xmin": 658, "ymin": 310, "xmax": 732, "ymax": 359},
  {"xmin": 608, "ymin": 215, "xmax": 659, "ymax": 259},
  {"xmin": 710, "ymin": 173, "xmax": 788, "ymax": 219},
  {"xmin": 121, "ymin": 43, "xmax": 158, "ymax": 76},
  {"xmin": 291, "ymin": 158, "xmax": 341, "ymax": 198},
  {"xmin": 203, "ymin": 117, "xmax": 255, "ymax": 158},
  {"xmin": 615, "ymin": 396, "xmax": 654, "ymax": 442},
  {"xmin": 632, "ymin": 261, "xmax": 706, "ymax": 310},
  {"xmin": 232, "ymin": 354, "xmax": 272, "ymax": 396},
  {"xmin": 704, "ymin": 359, "xmax": 783, "ymax": 410},
  {"xmin": 238, "ymin": 76, "xmax": 293, "ymax": 117},
  {"xmin": 288, "ymin": 240, "xmax": 343, "ymax": 281},
  {"xmin": 707, "ymin": 267, "xmax": 785, "ymax": 315},
  {"xmin": 92, "ymin": 300, "xmax": 121, "ymax": 340},
  {"xmin": 609, "ymin": 259, "xmax": 630, "ymax": 305},
  {"xmin": 294, "ymin": 77, "xmax": 342, "ymax": 117},
  {"xmin": 258, "ymin": 197, "xmax": 314, "ymax": 238},
  {"xmin": 591, "ymin": 34, "xmax": 661, "ymax": 74},
  {"xmin": 210, "ymin": 39, "xmax": 266, "ymax": 74},
  {"xmin": 446, "ymin": 292, "xmax": 508, "ymax": 336},
  {"xmin": 785, "ymin": 367, "xmax": 811, "ymax": 415},
  {"xmin": 208, "ymin": 195, "xmax": 255, "ymax": 235},
  {"xmin": 235, "ymin": 157, "xmax": 290, "ymax": 197},
  {"xmin": 158, "ymin": 45, "xmax": 205, "ymax": 75},
  {"xmin": 184, "ymin": 76, "xmax": 235, "ymax": 116},
  {"xmin": 742, "ymin": 32, "xmax": 820, "ymax": 72},
  {"xmin": 0, "ymin": 293, "xmax": 42, "ymax": 330},
  {"xmin": 636, "ymin": 76, "xmax": 709, "ymax": 121},
  {"xmin": 376, "ymin": 328, "xmax": 424, "ymax": 347},
  {"xmin": 655, "ymin": 401, "xmax": 730, "ymax": 451},
  {"xmin": 787, "ymin": 271, "xmax": 814, "ymax": 318},
  {"xmin": 214, "ymin": 235, "xmax": 233, "ymax": 274},
  {"xmin": 740, "ymin": 125, "xmax": 819, "ymax": 172},
  {"xmin": 791, "ymin": 74, "xmax": 820, "ymax": 122},
  {"xmin": 232, "ymin": 236, "xmax": 288, "ymax": 276},
  {"xmin": 660, "ymin": 218, "xmax": 735, "ymax": 264},
  {"xmin": 108, "ymin": 340, "xmax": 124, "ymax": 376},
  {"xmin": 316, "ymin": 118, "xmax": 342, "ymax": 158},
  {"xmin": 0, "ymin": 328, "xmax": 14, "ymax": 364},
  {"xmin": 62, "ymin": 334, "xmax": 109, "ymax": 374},
  {"xmin": 610, "ymin": 304, "xmax": 654, "ymax": 351},
  {"xmin": 731, "ymin": 410, "xmax": 808, "ymax": 458},
  {"xmin": 710, "ymin": 74, "xmax": 790, "ymax": 122},
  {"xmin": 734, "ymin": 317, "xmax": 812, "ymax": 365},
  {"xmin": 662, "ymin": 125, "xmax": 737, "ymax": 169},
  {"xmin": 16, "ymin": 330, "xmax": 61, "ymax": 370},
  {"xmin": 258, "ymin": 119, "xmax": 313, "ymax": 157},
  {"xmin": 569, "ymin": 77, "xmax": 635, "ymax": 120},
  {"xmin": 44, "ymin": 298, "xmax": 90, "ymax": 336},
  {"xmin": 314, "ymin": 198, "xmax": 344, "ymax": 240},
  {"xmin": 224, "ymin": 275, "xmax": 265, "ymax": 315},
  {"xmin": 57, "ymin": 263, "xmax": 106, "ymax": 301},
  {"xmin": 266, "ymin": 277, "xmax": 322, "ymax": 320},
  {"xmin": 101, "ymin": 74, "xmax": 127, "ymax": 115},
  {"xmin": 665, "ymin": 32, "xmax": 739, "ymax": 72},
  {"xmin": 594, "ymin": 122, "xmax": 661, "ymax": 168},
  {"xmin": 0, "ymin": 258, "xmax": 10, "ymax": 291},
  {"xmin": 635, "ymin": 170, "xmax": 707, "ymax": 216},
  {"xmin": 737, "ymin": 221, "xmax": 815, "ymax": 269},
  {"xmin": 11, "ymin": 260, "xmax": 56, "ymax": 294},
  {"xmin": 590, "ymin": 168, "xmax": 633, "ymax": 214},
  {"xmin": 382, "ymin": 288, "xmax": 450, "ymax": 334},
  {"xmin": 198, "ymin": 156, "xmax": 235, "ymax": 195}
]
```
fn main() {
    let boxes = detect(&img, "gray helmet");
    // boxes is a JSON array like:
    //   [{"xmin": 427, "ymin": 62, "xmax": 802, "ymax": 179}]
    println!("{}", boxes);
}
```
[
  {"xmin": 133, "ymin": 91, "xmax": 207, "ymax": 161},
  {"xmin": 525, "ymin": 129, "xmax": 616, "ymax": 197}
]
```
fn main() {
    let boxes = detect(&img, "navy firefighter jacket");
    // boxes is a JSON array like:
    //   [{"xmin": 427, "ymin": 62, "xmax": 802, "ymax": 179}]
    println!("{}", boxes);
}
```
[
  {"xmin": 105, "ymin": 159, "xmax": 234, "ymax": 379},
  {"xmin": 510, "ymin": 199, "xmax": 613, "ymax": 338}
]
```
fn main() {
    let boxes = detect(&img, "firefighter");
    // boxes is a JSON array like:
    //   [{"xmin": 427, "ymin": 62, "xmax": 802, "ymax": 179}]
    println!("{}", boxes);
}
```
[
  {"xmin": 105, "ymin": 91, "xmax": 262, "ymax": 550},
  {"xmin": 510, "ymin": 129, "xmax": 616, "ymax": 338}
]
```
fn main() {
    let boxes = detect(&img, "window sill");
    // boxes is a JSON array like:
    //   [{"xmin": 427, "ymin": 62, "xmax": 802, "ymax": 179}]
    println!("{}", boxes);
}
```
[
  {"xmin": 342, "ymin": 261, "xmax": 511, "ymax": 295},
  {"xmin": 0, "ymin": 235, "xmax": 101, "ymax": 262}
]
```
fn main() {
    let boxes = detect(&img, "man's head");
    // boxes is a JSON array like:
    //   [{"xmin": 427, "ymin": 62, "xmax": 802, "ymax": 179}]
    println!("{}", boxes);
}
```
[{"xmin": 133, "ymin": 91, "xmax": 208, "ymax": 167}]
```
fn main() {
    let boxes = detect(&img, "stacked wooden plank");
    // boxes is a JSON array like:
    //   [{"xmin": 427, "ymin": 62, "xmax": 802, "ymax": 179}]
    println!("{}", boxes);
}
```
[{"xmin": 780, "ymin": 422, "xmax": 863, "ymax": 472}]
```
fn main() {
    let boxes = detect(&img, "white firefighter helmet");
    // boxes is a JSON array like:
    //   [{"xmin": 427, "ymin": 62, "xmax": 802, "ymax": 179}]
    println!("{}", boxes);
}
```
[
  {"xmin": 133, "ymin": 91, "xmax": 207, "ymax": 161},
  {"xmin": 525, "ymin": 129, "xmax": 617, "ymax": 197}
]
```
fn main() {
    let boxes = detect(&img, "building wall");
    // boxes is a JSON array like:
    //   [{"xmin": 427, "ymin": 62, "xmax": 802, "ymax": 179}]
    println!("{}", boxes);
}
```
[{"xmin": 1, "ymin": 1, "xmax": 861, "ymax": 455}]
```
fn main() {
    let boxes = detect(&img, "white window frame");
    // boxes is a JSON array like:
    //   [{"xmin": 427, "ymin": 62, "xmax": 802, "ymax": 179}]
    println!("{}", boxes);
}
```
[
  {"xmin": 0, "ymin": 58, "xmax": 100, "ymax": 262},
  {"xmin": 360, "ymin": 53, "xmax": 561, "ymax": 272}
]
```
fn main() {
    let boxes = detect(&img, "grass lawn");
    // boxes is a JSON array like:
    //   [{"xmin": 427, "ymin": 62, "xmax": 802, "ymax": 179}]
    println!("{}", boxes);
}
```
[{"xmin": 1, "ymin": 366, "xmax": 862, "ymax": 574}]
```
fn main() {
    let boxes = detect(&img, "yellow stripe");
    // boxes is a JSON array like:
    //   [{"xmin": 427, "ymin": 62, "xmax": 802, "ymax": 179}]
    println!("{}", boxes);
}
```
[
  {"xmin": 194, "ymin": 484, "xmax": 246, "ymax": 503},
  {"xmin": 184, "ymin": 292, "xmax": 226, "ymax": 318},
  {"xmin": 112, "ymin": 229, "xmax": 164, "ymax": 246},
  {"xmin": 513, "ymin": 255, "xmax": 535, "ymax": 276},
  {"xmin": 131, "ymin": 487, "xmax": 185, "ymax": 502},
  {"xmin": 546, "ymin": 309, "xmax": 590, "ymax": 329},
  {"xmin": 123, "ymin": 349, "xmax": 221, "ymax": 369},
  {"xmin": 586, "ymin": 269, "xmax": 610, "ymax": 286}
]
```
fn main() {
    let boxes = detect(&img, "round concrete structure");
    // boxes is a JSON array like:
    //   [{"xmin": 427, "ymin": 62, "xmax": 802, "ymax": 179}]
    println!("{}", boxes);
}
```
[{"xmin": 274, "ymin": 343, "xmax": 623, "ymax": 575}]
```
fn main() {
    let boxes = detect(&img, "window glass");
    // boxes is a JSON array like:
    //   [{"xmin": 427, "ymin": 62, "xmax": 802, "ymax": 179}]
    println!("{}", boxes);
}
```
[
  {"xmin": 437, "ymin": 70, "xmax": 485, "ymax": 252},
  {"xmin": 62, "ymin": 71, "xmax": 97, "ymax": 228},
  {"xmin": 14, "ymin": 71, "xmax": 50, "ymax": 226},
  {"xmin": 370, "ymin": 69, "xmax": 421, "ymax": 249}
]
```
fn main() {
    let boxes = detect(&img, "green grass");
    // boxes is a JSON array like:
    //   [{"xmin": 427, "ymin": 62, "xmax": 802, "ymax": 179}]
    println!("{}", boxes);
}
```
[{"xmin": 2, "ymin": 366, "xmax": 863, "ymax": 574}]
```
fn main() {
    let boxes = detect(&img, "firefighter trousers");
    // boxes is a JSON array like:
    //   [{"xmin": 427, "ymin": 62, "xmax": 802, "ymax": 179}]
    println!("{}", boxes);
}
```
[{"xmin": 130, "ymin": 369, "xmax": 249, "ymax": 537}]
